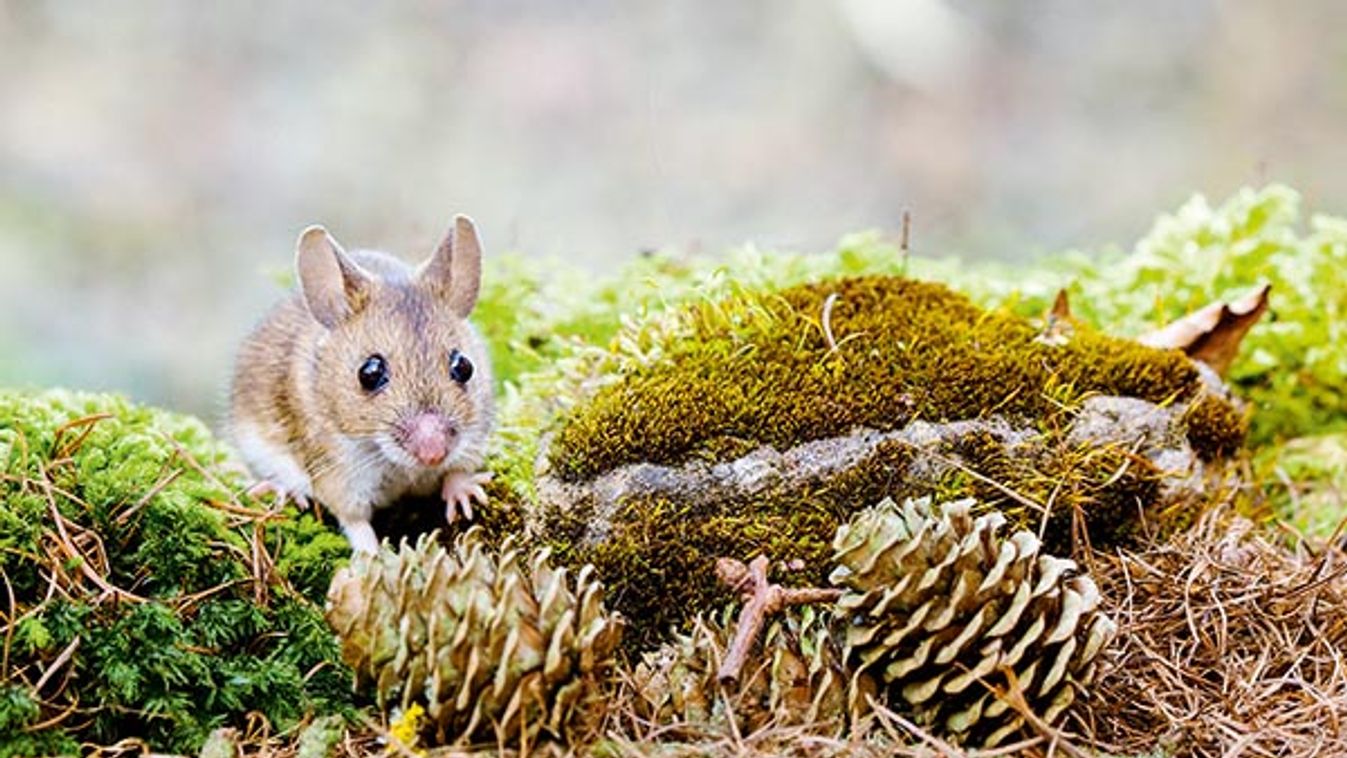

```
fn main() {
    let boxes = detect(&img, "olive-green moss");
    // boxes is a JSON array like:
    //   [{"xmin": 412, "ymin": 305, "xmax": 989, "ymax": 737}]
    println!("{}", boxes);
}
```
[
  {"xmin": 544, "ymin": 493, "xmax": 842, "ymax": 649},
  {"xmin": 1184, "ymin": 392, "xmax": 1249, "ymax": 461},
  {"xmin": 546, "ymin": 433, "xmax": 1169, "ymax": 646},
  {"xmin": 536, "ymin": 277, "xmax": 1243, "ymax": 644},
  {"xmin": 546, "ymin": 429, "xmax": 1174, "ymax": 646},
  {"xmin": 549, "ymin": 276, "xmax": 1230, "ymax": 482}
]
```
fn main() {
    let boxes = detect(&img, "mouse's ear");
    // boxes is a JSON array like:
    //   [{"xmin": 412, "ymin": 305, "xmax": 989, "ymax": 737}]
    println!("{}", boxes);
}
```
[
  {"xmin": 295, "ymin": 225, "xmax": 370, "ymax": 329},
  {"xmin": 419, "ymin": 215, "xmax": 482, "ymax": 317}
]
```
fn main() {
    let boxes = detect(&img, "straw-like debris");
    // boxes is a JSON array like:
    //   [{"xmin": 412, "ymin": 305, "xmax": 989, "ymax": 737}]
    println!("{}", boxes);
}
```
[{"xmin": 1085, "ymin": 508, "xmax": 1347, "ymax": 756}]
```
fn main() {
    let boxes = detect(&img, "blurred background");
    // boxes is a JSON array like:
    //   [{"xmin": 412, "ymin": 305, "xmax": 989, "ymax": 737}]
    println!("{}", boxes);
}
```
[{"xmin": 2, "ymin": 0, "xmax": 1346, "ymax": 421}]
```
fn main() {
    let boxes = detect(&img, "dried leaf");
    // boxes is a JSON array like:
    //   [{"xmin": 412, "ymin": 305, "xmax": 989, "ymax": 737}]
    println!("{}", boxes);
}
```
[
  {"xmin": 1034, "ymin": 289, "xmax": 1074, "ymax": 346},
  {"xmin": 1137, "ymin": 284, "xmax": 1271, "ymax": 375}
]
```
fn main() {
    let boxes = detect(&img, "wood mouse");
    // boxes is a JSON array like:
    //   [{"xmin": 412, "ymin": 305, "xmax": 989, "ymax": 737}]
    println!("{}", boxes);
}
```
[{"xmin": 228, "ymin": 215, "xmax": 494, "ymax": 552}]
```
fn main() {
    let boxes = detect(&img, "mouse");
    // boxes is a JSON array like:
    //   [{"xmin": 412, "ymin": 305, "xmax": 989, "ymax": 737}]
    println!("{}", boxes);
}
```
[{"xmin": 227, "ymin": 215, "xmax": 495, "ymax": 552}]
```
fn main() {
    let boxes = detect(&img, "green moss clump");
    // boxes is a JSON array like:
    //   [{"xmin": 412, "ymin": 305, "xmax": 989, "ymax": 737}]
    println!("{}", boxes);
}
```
[
  {"xmin": 368, "ymin": 475, "xmax": 526, "ymax": 552},
  {"xmin": 535, "ymin": 276, "xmax": 1243, "ymax": 644},
  {"xmin": 0, "ymin": 390, "xmax": 356, "ymax": 755},
  {"xmin": 1183, "ymin": 392, "xmax": 1249, "ymax": 461},
  {"xmin": 549, "ymin": 276, "xmax": 1232, "ymax": 482},
  {"xmin": 544, "ymin": 492, "xmax": 844, "ymax": 648},
  {"xmin": 544, "ymin": 430, "xmax": 1178, "ymax": 647}
]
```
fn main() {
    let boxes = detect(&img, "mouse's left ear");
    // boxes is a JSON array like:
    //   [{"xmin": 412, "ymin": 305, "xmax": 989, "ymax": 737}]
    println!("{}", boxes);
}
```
[{"xmin": 419, "ymin": 215, "xmax": 482, "ymax": 317}]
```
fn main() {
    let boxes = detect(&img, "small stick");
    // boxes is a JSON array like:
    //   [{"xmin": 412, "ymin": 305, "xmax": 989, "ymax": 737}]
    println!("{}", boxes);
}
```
[
  {"xmin": 32, "ymin": 635, "xmax": 80, "ymax": 693},
  {"xmin": 1, "ymin": 567, "xmax": 14, "ymax": 679},
  {"xmin": 821, "ymin": 293, "xmax": 840, "ymax": 353},
  {"xmin": 715, "ymin": 555, "xmax": 842, "ymax": 685}
]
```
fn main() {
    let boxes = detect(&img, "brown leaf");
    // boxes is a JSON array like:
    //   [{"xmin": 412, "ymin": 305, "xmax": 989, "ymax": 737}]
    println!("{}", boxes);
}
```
[
  {"xmin": 1035, "ymin": 288, "xmax": 1075, "ymax": 346},
  {"xmin": 1137, "ymin": 284, "xmax": 1271, "ymax": 375}
]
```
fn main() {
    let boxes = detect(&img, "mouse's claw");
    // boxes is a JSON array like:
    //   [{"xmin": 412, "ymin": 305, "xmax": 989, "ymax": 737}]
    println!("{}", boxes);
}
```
[{"xmin": 442, "ymin": 470, "xmax": 492, "ymax": 524}]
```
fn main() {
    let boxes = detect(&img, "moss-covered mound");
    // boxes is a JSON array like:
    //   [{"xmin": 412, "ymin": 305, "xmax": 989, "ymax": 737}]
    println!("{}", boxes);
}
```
[
  {"xmin": 549, "ymin": 276, "xmax": 1241, "ymax": 481},
  {"xmin": 534, "ymin": 276, "xmax": 1245, "ymax": 645},
  {"xmin": 0, "ymin": 391, "xmax": 353, "ymax": 756}
]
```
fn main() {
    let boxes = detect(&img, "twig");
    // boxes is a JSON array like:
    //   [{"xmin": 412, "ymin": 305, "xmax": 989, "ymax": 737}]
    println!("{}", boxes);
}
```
[
  {"xmin": 715, "ymin": 555, "xmax": 842, "ymax": 685},
  {"xmin": 51, "ymin": 413, "xmax": 112, "ymax": 460},
  {"xmin": 19, "ymin": 696, "xmax": 81, "ymax": 734},
  {"xmin": 867, "ymin": 693, "xmax": 966, "ymax": 757},
  {"xmin": 43, "ymin": 487, "xmax": 144, "ymax": 604},
  {"xmin": 1, "ymin": 567, "xmax": 14, "ymax": 680},
  {"xmin": 32, "ymin": 635, "xmax": 80, "ymax": 693},
  {"xmin": 822, "ymin": 293, "xmax": 840, "ymax": 352}
]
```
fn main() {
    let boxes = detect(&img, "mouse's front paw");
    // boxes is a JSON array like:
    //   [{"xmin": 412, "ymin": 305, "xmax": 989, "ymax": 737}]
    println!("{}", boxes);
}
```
[
  {"xmin": 442, "ymin": 470, "xmax": 492, "ymax": 524},
  {"xmin": 245, "ymin": 479, "xmax": 308, "ymax": 507}
]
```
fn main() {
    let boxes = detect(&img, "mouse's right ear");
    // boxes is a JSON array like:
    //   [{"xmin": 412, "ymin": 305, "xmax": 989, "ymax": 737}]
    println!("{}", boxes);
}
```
[{"xmin": 295, "ymin": 226, "xmax": 370, "ymax": 329}]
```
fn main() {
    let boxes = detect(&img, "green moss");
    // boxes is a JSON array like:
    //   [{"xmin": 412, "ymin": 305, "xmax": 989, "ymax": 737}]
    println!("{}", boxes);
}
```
[
  {"xmin": 485, "ymin": 186, "xmax": 1346, "ymax": 528},
  {"xmin": 546, "ymin": 428, "xmax": 1179, "ymax": 645},
  {"xmin": 544, "ymin": 493, "xmax": 842, "ymax": 648},
  {"xmin": 549, "ymin": 276, "xmax": 1228, "ymax": 482},
  {"xmin": 0, "ymin": 390, "xmax": 357, "ymax": 754},
  {"xmin": 1183, "ymin": 392, "xmax": 1249, "ymax": 461},
  {"xmin": 822, "ymin": 439, "xmax": 920, "ymax": 506},
  {"xmin": 549, "ymin": 442, "xmax": 1173, "ymax": 646},
  {"xmin": 535, "ymin": 277, "xmax": 1239, "ymax": 644},
  {"xmin": 368, "ymin": 475, "xmax": 526, "ymax": 551}
]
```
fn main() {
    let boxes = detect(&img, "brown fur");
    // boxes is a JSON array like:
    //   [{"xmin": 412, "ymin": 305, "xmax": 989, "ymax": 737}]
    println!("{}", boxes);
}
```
[{"xmin": 228, "ymin": 218, "xmax": 494, "ymax": 550}]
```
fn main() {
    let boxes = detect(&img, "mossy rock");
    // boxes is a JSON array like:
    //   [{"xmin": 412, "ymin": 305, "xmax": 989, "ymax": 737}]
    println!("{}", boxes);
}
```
[
  {"xmin": 528, "ymin": 276, "xmax": 1247, "ymax": 645},
  {"xmin": 0, "ymin": 390, "xmax": 355, "ymax": 755}
]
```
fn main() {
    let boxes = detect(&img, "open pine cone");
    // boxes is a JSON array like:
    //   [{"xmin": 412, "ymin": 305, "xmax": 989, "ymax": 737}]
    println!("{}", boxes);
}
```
[
  {"xmin": 325, "ymin": 528, "xmax": 624, "ymax": 747},
  {"xmin": 632, "ymin": 605, "xmax": 862, "ymax": 736},
  {"xmin": 830, "ymin": 497, "xmax": 1115, "ymax": 748}
]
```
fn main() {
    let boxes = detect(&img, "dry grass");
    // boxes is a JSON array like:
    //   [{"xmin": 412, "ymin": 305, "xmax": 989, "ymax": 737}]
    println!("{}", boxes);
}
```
[{"xmin": 1084, "ymin": 508, "xmax": 1347, "ymax": 757}]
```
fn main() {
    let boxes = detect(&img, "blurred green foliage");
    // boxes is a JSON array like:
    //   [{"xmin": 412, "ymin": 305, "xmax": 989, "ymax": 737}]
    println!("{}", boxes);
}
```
[{"xmin": 934, "ymin": 186, "xmax": 1346, "ymax": 447}]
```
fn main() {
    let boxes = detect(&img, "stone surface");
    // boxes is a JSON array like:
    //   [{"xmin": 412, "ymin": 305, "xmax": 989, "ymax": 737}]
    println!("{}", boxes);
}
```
[{"xmin": 534, "ymin": 385, "xmax": 1233, "ymax": 549}]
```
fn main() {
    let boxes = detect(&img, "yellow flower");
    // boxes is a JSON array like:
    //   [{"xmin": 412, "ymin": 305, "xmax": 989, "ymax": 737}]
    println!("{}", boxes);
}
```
[{"xmin": 386, "ymin": 703, "xmax": 426, "ymax": 756}]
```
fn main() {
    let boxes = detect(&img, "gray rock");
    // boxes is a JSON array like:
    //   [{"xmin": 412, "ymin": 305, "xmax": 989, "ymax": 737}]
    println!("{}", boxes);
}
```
[{"xmin": 533, "ymin": 386, "xmax": 1239, "ymax": 548}]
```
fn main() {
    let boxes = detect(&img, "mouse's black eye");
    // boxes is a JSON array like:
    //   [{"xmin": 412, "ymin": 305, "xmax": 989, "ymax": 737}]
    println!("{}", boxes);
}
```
[
  {"xmin": 358, "ymin": 354, "xmax": 389, "ymax": 393},
  {"xmin": 448, "ymin": 349, "xmax": 473, "ymax": 384}
]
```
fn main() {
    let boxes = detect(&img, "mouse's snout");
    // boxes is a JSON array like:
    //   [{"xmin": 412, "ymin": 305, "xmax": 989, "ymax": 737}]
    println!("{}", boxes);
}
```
[{"xmin": 401, "ymin": 411, "xmax": 456, "ymax": 467}]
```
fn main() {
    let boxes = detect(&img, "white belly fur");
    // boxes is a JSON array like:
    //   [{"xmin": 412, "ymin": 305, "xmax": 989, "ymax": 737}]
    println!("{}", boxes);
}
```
[{"xmin": 231, "ymin": 425, "xmax": 313, "ymax": 499}]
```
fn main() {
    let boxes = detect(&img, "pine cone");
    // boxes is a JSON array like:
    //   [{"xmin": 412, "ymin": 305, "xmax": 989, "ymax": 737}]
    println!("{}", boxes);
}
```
[
  {"xmin": 632, "ymin": 606, "xmax": 863, "ymax": 736},
  {"xmin": 325, "ymin": 529, "xmax": 624, "ymax": 747},
  {"xmin": 830, "ymin": 497, "xmax": 1115, "ymax": 748}
]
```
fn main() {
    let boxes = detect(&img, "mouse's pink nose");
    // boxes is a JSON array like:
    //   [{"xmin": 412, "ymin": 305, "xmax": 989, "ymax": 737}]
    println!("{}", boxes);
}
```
[{"xmin": 405, "ymin": 413, "xmax": 449, "ymax": 466}]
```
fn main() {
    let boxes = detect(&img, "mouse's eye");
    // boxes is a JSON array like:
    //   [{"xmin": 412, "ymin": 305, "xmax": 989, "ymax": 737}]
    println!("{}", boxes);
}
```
[
  {"xmin": 448, "ymin": 349, "xmax": 474, "ymax": 384},
  {"xmin": 358, "ymin": 354, "xmax": 389, "ymax": 393}
]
